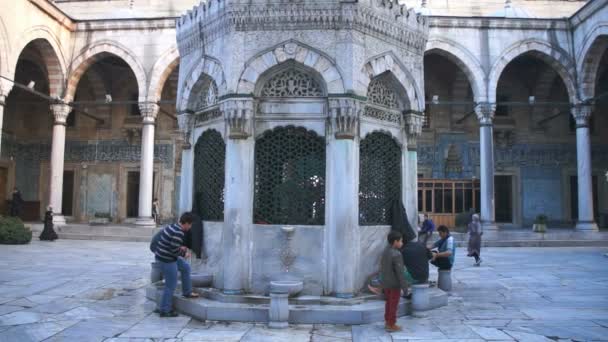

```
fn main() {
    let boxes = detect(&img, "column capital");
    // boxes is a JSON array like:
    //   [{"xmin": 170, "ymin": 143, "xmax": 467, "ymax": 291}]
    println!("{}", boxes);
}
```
[
  {"xmin": 221, "ymin": 97, "xmax": 254, "ymax": 139},
  {"xmin": 177, "ymin": 110, "xmax": 195, "ymax": 149},
  {"xmin": 139, "ymin": 103, "xmax": 159, "ymax": 124},
  {"xmin": 50, "ymin": 103, "xmax": 72, "ymax": 125},
  {"xmin": 0, "ymin": 78, "xmax": 13, "ymax": 99},
  {"xmin": 328, "ymin": 97, "xmax": 363, "ymax": 139},
  {"xmin": 571, "ymin": 104, "xmax": 593, "ymax": 128},
  {"xmin": 475, "ymin": 103, "xmax": 496, "ymax": 126},
  {"xmin": 404, "ymin": 111, "xmax": 424, "ymax": 148}
]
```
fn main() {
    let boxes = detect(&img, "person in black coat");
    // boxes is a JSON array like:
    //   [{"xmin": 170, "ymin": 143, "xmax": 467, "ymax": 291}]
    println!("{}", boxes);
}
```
[
  {"xmin": 10, "ymin": 187, "xmax": 23, "ymax": 217},
  {"xmin": 39, "ymin": 206, "xmax": 58, "ymax": 241}
]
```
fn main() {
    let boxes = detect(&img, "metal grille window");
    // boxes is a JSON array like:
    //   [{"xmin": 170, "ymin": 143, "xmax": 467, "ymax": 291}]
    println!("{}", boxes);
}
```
[
  {"xmin": 193, "ymin": 129, "xmax": 225, "ymax": 221},
  {"xmin": 254, "ymin": 126, "xmax": 326, "ymax": 225},
  {"xmin": 359, "ymin": 132, "xmax": 402, "ymax": 225}
]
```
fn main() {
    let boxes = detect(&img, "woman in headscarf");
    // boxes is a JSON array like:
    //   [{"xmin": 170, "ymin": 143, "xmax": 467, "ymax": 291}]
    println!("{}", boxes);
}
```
[{"xmin": 467, "ymin": 214, "xmax": 483, "ymax": 266}]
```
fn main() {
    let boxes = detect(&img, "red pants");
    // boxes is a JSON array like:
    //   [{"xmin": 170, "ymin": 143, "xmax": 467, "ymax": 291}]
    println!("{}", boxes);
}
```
[{"xmin": 383, "ymin": 288, "xmax": 401, "ymax": 325}]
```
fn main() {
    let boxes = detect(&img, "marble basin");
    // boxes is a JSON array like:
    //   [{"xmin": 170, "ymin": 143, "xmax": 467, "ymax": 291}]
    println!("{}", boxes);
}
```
[
  {"xmin": 270, "ymin": 280, "xmax": 303, "ymax": 297},
  {"xmin": 191, "ymin": 273, "xmax": 213, "ymax": 287}
]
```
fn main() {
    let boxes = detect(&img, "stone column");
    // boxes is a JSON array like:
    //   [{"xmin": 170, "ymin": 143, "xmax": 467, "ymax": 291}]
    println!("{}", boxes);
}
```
[
  {"xmin": 475, "ymin": 104, "xmax": 498, "ymax": 230},
  {"xmin": 404, "ymin": 112, "xmax": 424, "ymax": 233},
  {"xmin": 135, "ymin": 103, "xmax": 159, "ymax": 227},
  {"xmin": 572, "ymin": 105, "xmax": 598, "ymax": 231},
  {"xmin": 49, "ymin": 103, "xmax": 71, "ymax": 225},
  {"xmin": 0, "ymin": 95, "xmax": 5, "ymax": 156},
  {"xmin": 177, "ymin": 111, "xmax": 194, "ymax": 214},
  {"xmin": 326, "ymin": 97, "xmax": 362, "ymax": 297},
  {"xmin": 221, "ymin": 98, "xmax": 255, "ymax": 294},
  {"xmin": 0, "ymin": 81, "xmax": 12, "ymax": 155}
]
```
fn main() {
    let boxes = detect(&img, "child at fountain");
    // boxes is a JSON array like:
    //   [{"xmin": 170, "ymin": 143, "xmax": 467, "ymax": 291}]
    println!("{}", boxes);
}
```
[{"xmin": 380, "ymin": 230, "xmax": 409, "ymax": 332}]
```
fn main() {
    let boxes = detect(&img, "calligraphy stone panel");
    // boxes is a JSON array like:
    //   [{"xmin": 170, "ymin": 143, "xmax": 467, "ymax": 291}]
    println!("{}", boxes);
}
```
[
  {"xmin": 86, "ymin": 173, "xmax": 113, "ymax": 217},
  {"xmin": 521, "ymin": 167, "xmax": 563, "ymax": 225}
]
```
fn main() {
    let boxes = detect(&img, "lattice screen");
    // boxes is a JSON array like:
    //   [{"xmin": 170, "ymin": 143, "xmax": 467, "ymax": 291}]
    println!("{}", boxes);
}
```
[
  {"xmin": 193, "ymin": 129, "xmax": 225, "ymax": 221},
  {"xmin": 359, "ymin": 132, "xmax": 402, "ymax": 225},
  {"xmin": 254, "ymin": 126, "xmax": 326, "ymax": 225}
]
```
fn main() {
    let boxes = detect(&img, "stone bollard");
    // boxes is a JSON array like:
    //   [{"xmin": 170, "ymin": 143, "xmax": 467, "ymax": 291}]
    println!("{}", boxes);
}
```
[
  {"xmin": 411, "ymin": 284, "xmax": 430, "ymax": 311},
  {"xmin": 268, "ymin": 290, "xmax": 289, "ymax": 329},
  {"xmin": 438, "ymin": 270, "xmax": 452, "ymax": 291},
  {"xmin": 150, "ymin": 262, "xmax": 162, "ymax": 283}
]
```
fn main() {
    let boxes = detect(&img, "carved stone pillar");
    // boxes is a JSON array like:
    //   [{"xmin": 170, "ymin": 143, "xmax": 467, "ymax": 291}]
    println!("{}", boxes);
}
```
[
  {"xmin": 177, "ymin": 110, "xmax": 195, "ymax": 214},
  {"xmin": 135, "ymin": 103, "xmax": 159, "ymax": 227},
  {"xmin": 572, "ymin": 105, "xmax": 598, "ymax": 231},
  {"xmin": 404, "ymin": 112, "xmax": 424, "ymax": 233},
  {"xmin": 475, "ymin": 103, "xmax": 498, "ymax": 230},
  {"xmin": 49, "ymin": 103, "xmax": 71, "ymax": 225},
  {"xmin": 221, "ymin": 98, "xmax": 255, "ymax": 294},
  {"xmin": 326, "ymin": 97, "xmax": 362, "ymax": 297}
]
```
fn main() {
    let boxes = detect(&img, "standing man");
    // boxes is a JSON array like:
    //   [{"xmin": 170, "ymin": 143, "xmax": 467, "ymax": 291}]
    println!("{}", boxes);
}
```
[
  {"xmin": 418, "ymin": 213, "xmax": 435, "ymax": 246},
  {"xmin": 154, "ymin": 212, "xmax": 200, "ymax": 317}
]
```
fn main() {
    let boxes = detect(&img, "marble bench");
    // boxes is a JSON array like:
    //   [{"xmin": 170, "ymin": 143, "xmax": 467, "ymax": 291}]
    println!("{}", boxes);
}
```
[{"xmin": 411, "ymin": 283, "xmax": 448, "ymax": 312}]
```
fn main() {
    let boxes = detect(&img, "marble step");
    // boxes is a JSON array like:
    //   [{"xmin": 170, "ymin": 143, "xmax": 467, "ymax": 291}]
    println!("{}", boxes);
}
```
[
  {"xmin": 56, "ymin": 232, "xmax": 153, "ymax": 242},
  {"xmin": 145, "ymin": 285, "xmax": 448, "ymax": 325}
]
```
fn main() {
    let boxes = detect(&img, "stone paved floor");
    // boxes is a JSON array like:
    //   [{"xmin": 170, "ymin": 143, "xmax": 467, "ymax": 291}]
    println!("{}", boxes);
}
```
[{"xmin": 0, "ymin": 240, "xmax": 607, "ymax": 342}]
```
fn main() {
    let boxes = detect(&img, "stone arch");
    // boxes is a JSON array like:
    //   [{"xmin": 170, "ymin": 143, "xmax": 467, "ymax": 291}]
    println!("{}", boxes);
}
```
[
  {"xmin": 147, "ymin": 47, "xmax": 180, "ymax": 103},
  {"xmin": 425, "ymin": 38, "xmax": 486, "ymax": 102},
  {"xmin": 361, "ymin": 52, "xmax": 423, "ymax": 111},
  {"xmin": 179, "ymin": 56, "xmax": 226, "ymax": 111},
  {"xmin": 0, "ymin": 17, "xmax": 10, "ymax": 90},
  {"xmin": 255, "ymin": 61, "xmax": 327, "ymax": 97},
  {"xmin": 237, "ymin": 40, "xmax": 345, "ymax": 95},
  {"xmin": 488, "ymin": 39, "xmax": 577, "ymax": 103},
  {"xmin": 577, "ymin": 24, "xmax": 608, "ymax": 100},
  {"xmin": 65, "ymin": 40, "xmax": 146, "ymax": 103},
  {"xmin": 12, "ymin": 26, "xmax": 68, "ymax": 98}
]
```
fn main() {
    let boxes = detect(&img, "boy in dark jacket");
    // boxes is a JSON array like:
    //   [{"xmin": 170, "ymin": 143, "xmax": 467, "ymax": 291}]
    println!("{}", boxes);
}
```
[{"xmin": 380, "ymin": 230, "xmax": 409, "ymax": 332}]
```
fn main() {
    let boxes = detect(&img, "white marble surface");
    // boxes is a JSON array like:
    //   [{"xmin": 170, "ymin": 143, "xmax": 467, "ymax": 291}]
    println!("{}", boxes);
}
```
[{"xmin": 1, "ymin": 240, "xmax": 608, "ymax": 341}]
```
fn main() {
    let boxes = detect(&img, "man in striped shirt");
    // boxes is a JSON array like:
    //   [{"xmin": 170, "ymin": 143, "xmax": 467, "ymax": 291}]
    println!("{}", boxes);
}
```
[{"xmin": 154, "ymin": 212, "xmax": 200, "ymax": 317}]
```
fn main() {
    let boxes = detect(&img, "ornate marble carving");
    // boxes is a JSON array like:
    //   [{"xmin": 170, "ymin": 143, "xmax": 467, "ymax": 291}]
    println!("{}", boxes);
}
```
[
  {"xmin": 195, "ymin": 81, "xmax": 218, "ymax": 111},
  {"xmin": 475, "ymin": 103, "xmax": 496, "ymax": 125},
  {"xmin": 571, "ymin": 104, "xmax": 593, "ymax": 128},
  {"xmin": 176, "ymin": 1, "xmax": 428, "ymax": 57},
  {"xmin": 139, "ymin": 103, "xmax": 159, "ymax": 124},
  {"xmin": 196, "ymin": 108, "xmax": 222, "ymax": 123},
  {"xmin": 328, "ymin": 97, "xmax": 363, "ymax": 139},
  {"xmin": 363, "ymin": 106, "xmax": 402, "ymax": 124},
  {"xmin": 261, "ymin": 69, "xmax": 323, "ymax": 97},
  {"xmin": 221, "ymin": 98, "xmax": 254, "ymax": 139},
  {"xmin": 50, "ymin": 104, "xmax": 72, "ymax": 125},
  {"xmin": 367, "ymin": 77, "xmax": 398, "ymax": 108},
  {"xmin": 404, "ymin": 112, "xmax": 424, "ymax": 147}
]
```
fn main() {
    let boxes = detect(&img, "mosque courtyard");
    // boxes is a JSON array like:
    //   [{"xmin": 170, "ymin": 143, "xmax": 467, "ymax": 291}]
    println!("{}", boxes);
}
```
[{"xmin": 0, "ymin": 240, "xmax": 607, "ymax": 342}]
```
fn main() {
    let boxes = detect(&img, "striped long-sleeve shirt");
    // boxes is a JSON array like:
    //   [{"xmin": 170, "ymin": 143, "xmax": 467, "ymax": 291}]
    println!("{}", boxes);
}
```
[{"xmin": 154, "ymin": 223, "xmax": 185, "ymax": 263}]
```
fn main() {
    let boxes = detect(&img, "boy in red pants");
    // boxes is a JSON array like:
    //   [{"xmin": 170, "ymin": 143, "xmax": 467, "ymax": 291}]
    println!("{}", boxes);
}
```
[{"xmin": 380, "ymin": 230, "xmax": 409, "ymax": 332}]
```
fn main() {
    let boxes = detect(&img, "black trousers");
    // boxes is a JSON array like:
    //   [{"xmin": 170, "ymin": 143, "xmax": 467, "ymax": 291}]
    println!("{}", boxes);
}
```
[{"xmin": 431, "ymin": 257, "xmax": 452, "ymax": 270}]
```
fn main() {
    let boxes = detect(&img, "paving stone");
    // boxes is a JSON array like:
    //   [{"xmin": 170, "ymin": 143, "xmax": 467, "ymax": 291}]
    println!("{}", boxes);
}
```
[
  {"xmin": 44, "ymin": 316, "xmax": 141, "ymax": 342},
  {"xmin": 0, "ymin": 311, "xmax": 47, "ymax": 326},
  {"xmin": 240, "ymin": 326, "xmax": 312, "ymax": 342},
  {"xmin": 503, "ymin": 329, "xmax": 555, "ymax": 341},
  {"xmin": 467, "ymin": 326, "xmax": 514, "ymax": 340},
  {"xmin": 177, "ymin": 321, "xmax": 253, "ymax": 341},
  {"xmin": 0, "ymin": 305, "xmax": 24, "ymax": 316},
  {"xmin": 351, "ymin": 324, "xmax": 392, "ymax": 342},
  {"xmin": 0, "ymin": 320, "xmax": 78, "ymax": 342},
  {"xmin": 119, "ymin": 314, "xmax": 191, "ymax": 338}
]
